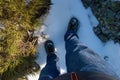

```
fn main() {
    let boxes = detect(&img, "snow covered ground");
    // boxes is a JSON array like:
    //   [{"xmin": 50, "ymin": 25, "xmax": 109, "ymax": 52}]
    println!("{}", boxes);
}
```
[{"xmin": 27, "ymin": 0, "xmax": 120, "ymax": 79}]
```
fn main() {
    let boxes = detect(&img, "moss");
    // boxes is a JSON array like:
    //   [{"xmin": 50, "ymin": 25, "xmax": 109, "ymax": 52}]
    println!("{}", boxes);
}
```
[{"xmin": 0, "ymin": 0, "xmax": 51, "ymax": 80}]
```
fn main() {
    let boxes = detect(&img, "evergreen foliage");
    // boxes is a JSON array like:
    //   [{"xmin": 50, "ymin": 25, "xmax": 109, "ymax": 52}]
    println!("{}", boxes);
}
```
[{"xmin": 0, "ymin": 0, "xmax": 51, "ymax": 80}]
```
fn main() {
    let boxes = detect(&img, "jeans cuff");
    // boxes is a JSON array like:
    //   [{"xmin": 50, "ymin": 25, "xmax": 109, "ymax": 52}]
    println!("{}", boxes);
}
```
[
  {"xmin": 64, "ymin": 30, "xmax": 79, "ymax": 41},
  {"xmin": 47, "ymin": 54, "xmax": 59, "ymax": 64}
]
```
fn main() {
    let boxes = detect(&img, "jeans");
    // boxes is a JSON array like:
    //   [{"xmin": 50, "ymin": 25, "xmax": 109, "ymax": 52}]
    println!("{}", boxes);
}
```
[
  {"xmin": 39, "ymin": 54, "xmax": 60, "ymax": 80},
  {"xmin": 39, "ymin": 31, "xmax": 119, "ymax": 80}
]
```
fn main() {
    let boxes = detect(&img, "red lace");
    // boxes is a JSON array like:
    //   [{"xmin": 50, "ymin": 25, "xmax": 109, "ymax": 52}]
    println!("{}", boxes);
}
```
[{"xmin": 70, "ymin": 72, "xmax": 79, "ymax": 80}]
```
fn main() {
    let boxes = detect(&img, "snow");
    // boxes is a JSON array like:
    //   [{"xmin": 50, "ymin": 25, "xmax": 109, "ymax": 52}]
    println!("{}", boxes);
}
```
[{"xmin": 27, "ymin": 0, "xmax": 120, "ymax": 79}]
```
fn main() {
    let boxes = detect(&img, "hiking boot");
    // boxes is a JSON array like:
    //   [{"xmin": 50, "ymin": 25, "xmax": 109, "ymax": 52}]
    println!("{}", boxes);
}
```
[
  {"xmin": 44, "ymin": 40, "xmax": 55, "ymax": 55},
  {"xmin": 67, "ymin": 17, "xmax": 79, "ymax": 33}
]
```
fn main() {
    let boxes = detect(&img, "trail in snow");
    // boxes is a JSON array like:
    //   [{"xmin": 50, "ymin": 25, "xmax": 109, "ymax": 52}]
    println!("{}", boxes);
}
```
[{"xmin": 27, "ymin": 0, "xmax": 120, "ymax": 79}]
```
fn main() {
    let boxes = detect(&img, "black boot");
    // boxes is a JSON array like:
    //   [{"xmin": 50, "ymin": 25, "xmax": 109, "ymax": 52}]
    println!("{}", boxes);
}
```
[
  {"xmin": 64, "ymin": 17, "xmax": 79, "ymax": 41},
  {"xmin": 67, "ymin": 17, "xmax": 79, "ymax": 33},
  {"xmin": 44, "ymin": 40, "xmax": 55, "ymax": 55}
]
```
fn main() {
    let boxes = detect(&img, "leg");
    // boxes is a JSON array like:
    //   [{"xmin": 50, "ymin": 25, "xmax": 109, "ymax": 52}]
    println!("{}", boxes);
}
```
[
  {"xmin": 64, "ymin": 31, "xmax": 118, "ymax": 77},
  {"xmin": 64, "ymin": 17, "xmax": 119, "ymax": 78},
  {"xmin": 39, "ymin": 40, "xmax": 60, "ymax": 80},
  {"xmin": 39, "ymin": 54, "xmax": 60, "ymax": 80}
]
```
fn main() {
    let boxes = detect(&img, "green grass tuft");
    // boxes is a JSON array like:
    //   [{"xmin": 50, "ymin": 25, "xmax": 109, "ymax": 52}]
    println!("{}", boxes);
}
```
[{"xmin": 0, "ymin": 0, "xmax": 51, "ymax": 80}]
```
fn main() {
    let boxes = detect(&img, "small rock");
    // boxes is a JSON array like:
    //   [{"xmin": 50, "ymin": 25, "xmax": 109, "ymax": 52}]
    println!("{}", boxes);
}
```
[{"xmin": 104, "ymin": 56, "xmax": 109, "ymax": 61}]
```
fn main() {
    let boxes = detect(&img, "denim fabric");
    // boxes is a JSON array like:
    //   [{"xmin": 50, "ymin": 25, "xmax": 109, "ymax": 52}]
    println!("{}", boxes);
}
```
[
  {"xmin": 39, "ymin": 30, "xmax": 119, "ymax": 80},
  {"xmin": 65, "ymin": 31, "xmax": 119, "ymax": 78},
  {"xmin": 38, "ymin": 54, "xmax": 60, "ymax": 80}
]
